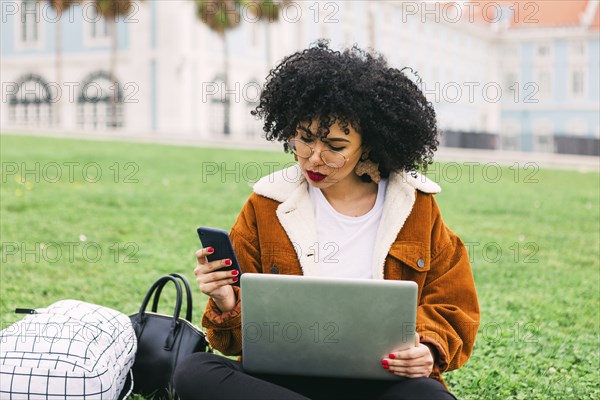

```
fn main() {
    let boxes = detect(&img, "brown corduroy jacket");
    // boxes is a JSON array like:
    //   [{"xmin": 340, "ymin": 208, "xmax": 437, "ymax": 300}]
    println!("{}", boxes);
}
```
[{"xmin": 202, "ymin": 165, "xmax": 480, "ymax": 384}]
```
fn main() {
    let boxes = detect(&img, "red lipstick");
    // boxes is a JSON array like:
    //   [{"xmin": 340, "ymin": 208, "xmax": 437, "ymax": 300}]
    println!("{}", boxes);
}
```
[{"xmin": 307, "ymin": 170, "xmax": 327, "ymax": 182}]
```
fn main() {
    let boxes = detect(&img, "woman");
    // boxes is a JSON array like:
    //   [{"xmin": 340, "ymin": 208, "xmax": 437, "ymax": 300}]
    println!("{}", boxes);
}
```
[{"xmin": 174, "ymin": 41, "xmax": 480, "ymax": 400}]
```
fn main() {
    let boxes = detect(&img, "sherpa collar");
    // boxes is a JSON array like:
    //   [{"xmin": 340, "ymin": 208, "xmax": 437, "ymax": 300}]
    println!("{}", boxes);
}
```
[{"xmin": 253, "ymin": 164, "xmax": 441, "ymax": 278}]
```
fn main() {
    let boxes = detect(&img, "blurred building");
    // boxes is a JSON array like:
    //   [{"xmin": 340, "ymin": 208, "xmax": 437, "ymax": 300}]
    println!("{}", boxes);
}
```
[
  {"xmin": 1, "ymin": 0, "xmax": 598, "ymax": 155},
  {"xmin": 493, "ymin": 0, "xmax": 600, "ymax": 155}
]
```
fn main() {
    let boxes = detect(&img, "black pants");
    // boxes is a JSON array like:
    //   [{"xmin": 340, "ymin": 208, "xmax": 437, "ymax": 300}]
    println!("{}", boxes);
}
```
[{"xmin": 174, "ymin": 353, "xmax": 457, "ymax": 400}]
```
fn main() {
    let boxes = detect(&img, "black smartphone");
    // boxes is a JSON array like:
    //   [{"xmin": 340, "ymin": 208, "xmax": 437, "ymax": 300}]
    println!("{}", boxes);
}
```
[{"xmin": 196, "ymin": 226, "xmax": 242, "ymax": 286}]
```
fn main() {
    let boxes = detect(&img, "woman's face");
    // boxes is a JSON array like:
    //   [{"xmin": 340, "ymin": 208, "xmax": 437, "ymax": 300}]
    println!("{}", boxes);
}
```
[{"xmin": 292, "ymin": 120, "xmax": 365, "ymax": 189}]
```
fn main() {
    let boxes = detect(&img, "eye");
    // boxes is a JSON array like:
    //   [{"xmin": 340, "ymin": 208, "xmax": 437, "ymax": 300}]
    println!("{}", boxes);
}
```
[
  {"xmin": 300, "ymin": 136, "xmax": 313, "ymax": 143},
  {"xmin": 321, "ymin": 140, "xmax": 344, "ymax": 151}
]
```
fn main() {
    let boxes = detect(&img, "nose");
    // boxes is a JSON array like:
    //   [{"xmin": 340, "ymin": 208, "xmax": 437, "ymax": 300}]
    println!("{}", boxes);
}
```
[{"xmin": 308, "ymin": 140, "xmax": 325, "ymax": 166}]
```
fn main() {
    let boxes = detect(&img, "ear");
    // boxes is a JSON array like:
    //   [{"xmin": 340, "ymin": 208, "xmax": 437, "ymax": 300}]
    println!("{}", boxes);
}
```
[{"xmin": 361, "ymin": 145, "xmax": 372, "ymax": 160}]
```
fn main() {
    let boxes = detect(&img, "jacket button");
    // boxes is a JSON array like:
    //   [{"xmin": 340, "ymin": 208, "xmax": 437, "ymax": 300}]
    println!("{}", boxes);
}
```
[
  {"xmin": 417, "ymin": 259, "xmax": 425, "ymax": 268},
  {"xmin": 270, "ymin": 265, "xmax": 279, "ymax": 274}
]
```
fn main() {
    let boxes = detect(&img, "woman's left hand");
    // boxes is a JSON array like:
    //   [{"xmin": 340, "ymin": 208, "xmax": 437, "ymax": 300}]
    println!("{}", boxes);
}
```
[{"xmin": 382, "ymin": 333, "xmax": 434, "ymax": 378}]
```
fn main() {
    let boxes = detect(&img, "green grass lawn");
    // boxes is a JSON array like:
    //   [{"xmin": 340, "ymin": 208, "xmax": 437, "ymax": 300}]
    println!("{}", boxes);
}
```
[{"xmin": 1, "ymin": 134, "xmax": 598, "ymax": 399}]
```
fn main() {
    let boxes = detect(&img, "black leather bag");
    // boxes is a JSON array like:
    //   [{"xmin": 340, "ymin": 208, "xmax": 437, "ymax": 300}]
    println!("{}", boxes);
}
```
[{"xmin": 130, "ymin": 273, "xmax": 211, "ymax": 399}]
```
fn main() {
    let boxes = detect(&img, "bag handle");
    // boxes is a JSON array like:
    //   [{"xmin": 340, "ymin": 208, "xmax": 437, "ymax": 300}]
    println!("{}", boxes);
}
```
[
  {"xmin": 138, "ymin": 275, "xmax": 183, "ymax": 324},
  {"xmin": 151, "ymin": 273, "xmax": 193, "ymax": 322},
  {"xmin": 138, "ymin": 275, "xmax": 184, "ymax": 350}
]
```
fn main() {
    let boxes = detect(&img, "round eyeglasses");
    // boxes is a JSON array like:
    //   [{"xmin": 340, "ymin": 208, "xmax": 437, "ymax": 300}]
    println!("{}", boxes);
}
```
[{"xmin": 288, "ymin": 139, "xmax": 360, "ymax": 169}]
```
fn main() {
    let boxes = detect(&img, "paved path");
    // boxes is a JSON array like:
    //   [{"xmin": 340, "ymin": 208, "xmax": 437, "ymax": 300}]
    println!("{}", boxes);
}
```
[{"xmin": 434, "ymin": 147, "xmax": 598, "ymax": 172}]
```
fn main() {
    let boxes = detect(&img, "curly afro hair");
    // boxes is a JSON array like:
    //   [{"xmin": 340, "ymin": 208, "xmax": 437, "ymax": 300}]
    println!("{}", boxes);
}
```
[{"xmin": 252, "ymin": 39, "xmax": 439, "ymax": 177}]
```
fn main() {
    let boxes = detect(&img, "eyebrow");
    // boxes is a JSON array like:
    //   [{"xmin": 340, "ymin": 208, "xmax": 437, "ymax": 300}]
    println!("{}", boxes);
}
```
[
  {"xmin": 297, "ymin": 127, "xmax": 350, "ymax": 143},
  {"xmin": 324, "ymin": 137, "xmax": 350, "ymax": 143}
]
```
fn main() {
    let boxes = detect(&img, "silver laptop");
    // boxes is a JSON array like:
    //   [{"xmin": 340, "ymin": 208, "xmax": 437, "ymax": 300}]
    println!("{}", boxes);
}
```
[{"xmin": 240, "ymin": 273, "xmax": 417, "ymax": 380}]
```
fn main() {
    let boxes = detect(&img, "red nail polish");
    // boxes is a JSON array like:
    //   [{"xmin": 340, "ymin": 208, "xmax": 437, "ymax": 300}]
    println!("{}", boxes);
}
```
[
  {"xmin": 224, "ymin": 259, "xmax": 232, "ymax": 266},
  {"xmin": 388, "ymin": 353, "xmax": 396, "ymax": 359},
  {"xmin": 232, "ymin": 277, "xmax": 239, "ymax": 283},
  {"xmin": 383, "ymin": 365, "xmax": 389, "ymax": 369},
  {"xmin": 381, "ymin": 359, "xmax": 388, "ymax": 366},
  {"xmin": 231, "ymin": 270, "xmax": 239, "ymax": 276},
  {"xmin": 206, "ymin": 247, "xmax": 214, "ymax": 254}
]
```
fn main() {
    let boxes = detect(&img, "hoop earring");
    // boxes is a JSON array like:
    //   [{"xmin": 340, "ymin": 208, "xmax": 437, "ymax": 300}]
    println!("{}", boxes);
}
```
[{"xmin": 355, "ymin": 153, "xmax": 381, "ymax": 183}]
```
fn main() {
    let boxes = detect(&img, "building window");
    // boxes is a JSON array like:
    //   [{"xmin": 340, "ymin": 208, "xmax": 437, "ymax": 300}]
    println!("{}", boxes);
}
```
[
  {"xmin": 537, "ymin": 43, "xmax": 551, "ymax": 57},
  {"xmin": 21, "ymin": 0, "xmax": 38, "ymax": 42},
  {"xmin": 534, "ymin": 134, "xmax": 553, "ymax": 153},
  {"xmin": 500, "ymin": 119, "xmax": 521, "ymax": 150},
  {"xmin": 17, "ymin": 0, "xmax": 42, "ymax": 48},
  {"xmin": 505, "ymin": 72, "xmax": 518, "ymax": 93},
  {"xmin": 8, "ymin": 74, "xmax": 54, "ymax": 127},
  {"xmin": 501, "ymin": 134, "xmax": 519, "ymax": 151},
  {"xmin": 571, "ymin": 69, "xmax": 585, "ymax": 97},
  {"xmin": 85, "ymin": 5, "xmax": 110, "ymax": 46},
  {"xmin": 91, "ymin": 16, "xmax": 109, "ymax": 39},
  {"xmin": 77, "ymin": 72, "xmax": 124, "ymax": 129},
  {"xmin": 533, "ymin": 120, "xmax": 554, "ymax": 153}
]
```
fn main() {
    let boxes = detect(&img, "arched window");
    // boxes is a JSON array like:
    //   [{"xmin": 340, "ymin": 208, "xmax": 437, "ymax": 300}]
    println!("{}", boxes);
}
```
[
  {"xmin": 77, "ymin": 71, "xmax": 124, "ymax": 129},
  {"xmin": 8, "ymin": 74, "xmax": 53, "ymax": 127}
]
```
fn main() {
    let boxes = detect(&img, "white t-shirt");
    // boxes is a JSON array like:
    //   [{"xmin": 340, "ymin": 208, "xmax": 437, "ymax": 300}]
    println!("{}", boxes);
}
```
[{"xmin": 308, "ymin": 179, "xmax": 388, "ymax": 279}]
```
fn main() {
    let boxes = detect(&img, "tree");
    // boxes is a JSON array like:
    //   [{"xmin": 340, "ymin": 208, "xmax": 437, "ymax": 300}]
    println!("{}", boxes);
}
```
[
  {"xmin": 245, "ymin": 0, "xmax": 289, "ymax": 67},
  {"xmin": 95, "ymin": 0, "xmax": 143, "ymax": 128},
  {"xmin": 195, "ymin": 0, "xmax": 285, "ymax": 135},
  {"xmin": 45, "ymin": 0, "xmax": 77, "ymax": 128}
]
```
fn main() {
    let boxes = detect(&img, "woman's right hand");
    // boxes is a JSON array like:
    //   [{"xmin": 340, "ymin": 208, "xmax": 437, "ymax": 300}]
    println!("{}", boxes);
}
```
[{"xmin": 194, "ymin": 247, "xmax": 238, "ymax": 313}]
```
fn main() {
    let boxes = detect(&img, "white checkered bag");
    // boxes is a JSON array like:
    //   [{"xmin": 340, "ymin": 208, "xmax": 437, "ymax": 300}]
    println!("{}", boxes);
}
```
[{"xmin": 0, "ymin": 300, "xmax": 137, "ymax": 400}]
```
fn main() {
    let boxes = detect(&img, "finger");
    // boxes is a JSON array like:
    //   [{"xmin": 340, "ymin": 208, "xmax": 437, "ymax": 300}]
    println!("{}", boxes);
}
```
[
  {"xmin": 197, "ymin": 271, "xmax": 239, "ymax": 293},
  {"xmin": 388, "ymin": 367, "xmax": 431, "ymax": 379},
  {"xmin": 382, "ymin": 354, "xmax": 431, "ymax": 375},
  {"xmin": 196, "ymin": 258, "xmax": 233, "ymax": 275},
  {"xmin": 387, "ymin": 357, "xmax": 432, "ymax": 368},
  {"xmin": 389, "ymin": 347, "xmax": 425, "ymax": 360},
  {"xmin": 390, "ymin": 364, "xmax": 429, "ymax": 372},
  {"xmin": 199, "ymin": 278, "xmax": 238, "ymax": 295},
  {"xmin": 195, "ymin": 247, "xmax": 215, "ymax": 263},
  {"xmin": 389, "ymin": 360, "xmax": 432, "ymax": 372},
  {"xmin": 387, "ymin": 361, "xmax": 432, "ymax": 377},
  {"xmin": 387, "ymin": 333, "xmax": 422, "ymax": 360},
  {"xmin": 197, "ymin": 270, "xmax": 239, "ymax": 285}
]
